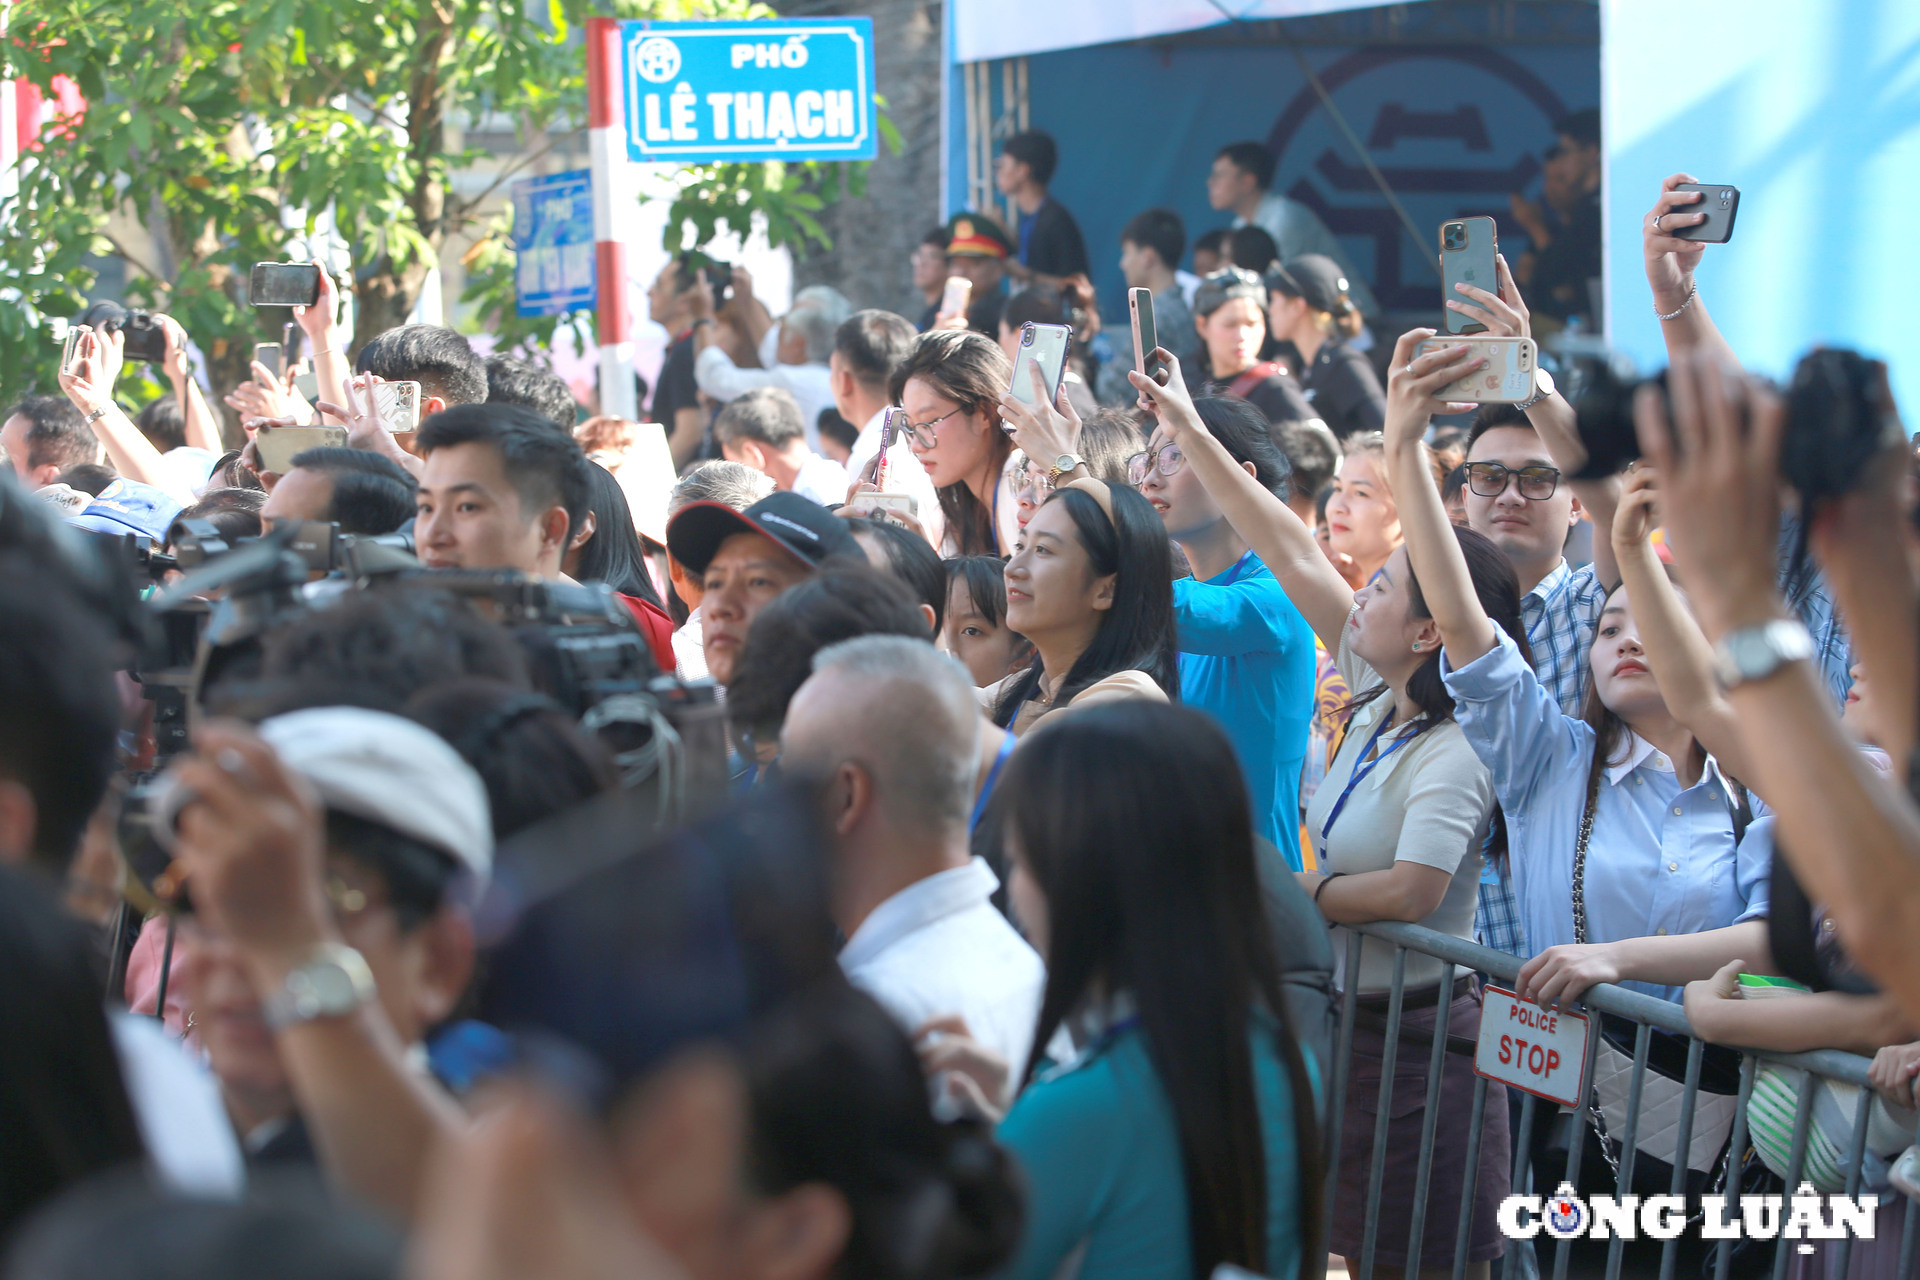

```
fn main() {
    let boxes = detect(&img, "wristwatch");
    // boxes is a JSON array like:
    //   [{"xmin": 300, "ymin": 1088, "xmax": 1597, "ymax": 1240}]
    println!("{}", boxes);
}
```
[
  {"xmin": 1712, "ymin": 618, "xmax": 1814, "ymax": 691},
  {"xmin": 1047, "ymin": 453, "xmax": 1087, "ymax": 483},
  {"xmin": 262, "ymin": 943, "xmax": 377, "ymax": 1031},
  {"xmin": 1513, "ymin": 367, "xmax": 1556, "ymax": 412}
]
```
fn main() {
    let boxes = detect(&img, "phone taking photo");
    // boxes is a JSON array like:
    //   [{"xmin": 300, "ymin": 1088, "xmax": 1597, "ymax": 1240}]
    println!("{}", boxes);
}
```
[
  {"xmin": 249, "ymin": 262, "xmax": 322, "ymax": 308},
  {"xmin": 372, "ymin": 381, "xmax": 422, "ymax": 433},
  {"xmin": 873, "ymin": 406, "xmax": 904, "ymax": 491},
  {"xmin": 1412, "ymin": 335, "xmax": 1538, "ymax": 403},
  {"xmin": 1128, "ymin": 288, "xmax": 1168, "ymax": 386},
  {"xmin": 1006, "ymin": 322, "xmax": 1073, "ymax": 420},
  {"xmin": 1670, "ymin": 184, "xmax": 1740, "ymax": 244},
  {"xmin": 254, "ymin": 343, "xmax": 284, "ymax": 380},
  {"xmin": 1439, "ymin": 217, "xmax": 1499, "ymax": 334},
  {"xmin": 939, "ymin": 276, "xmax": 972, "ymax": 321},
  {"xmin": 255, "ymin": 425, "xmax": 347, "ymax": 474}
]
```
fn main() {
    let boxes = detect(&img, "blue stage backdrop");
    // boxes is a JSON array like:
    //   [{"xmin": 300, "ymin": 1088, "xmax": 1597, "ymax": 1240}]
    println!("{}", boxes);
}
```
[
  {"xmin": 949, "ymin": 33, "xmax": 1599, "ymax": 327},
  {"xmin": 1604, "ymin": 0, "xmax": 1920, "ymax": 415}
]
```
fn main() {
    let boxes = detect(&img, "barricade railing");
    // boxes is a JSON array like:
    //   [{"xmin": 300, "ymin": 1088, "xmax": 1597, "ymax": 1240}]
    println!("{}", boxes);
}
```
[{"xmin": 1322, "ymin": 919, "xmax": 1920, "ymax": 1280}]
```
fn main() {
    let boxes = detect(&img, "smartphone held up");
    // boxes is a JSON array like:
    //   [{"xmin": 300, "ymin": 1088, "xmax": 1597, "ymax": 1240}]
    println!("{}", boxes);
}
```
[
  {"xmin": 1005, "ymin": 322, "xmax": 1073, "ymax": 422},
  {"xmin": 249, "ymin": 262, "xmax": 322, "ymax": 308},
  {"xmin": 1129, "ymin": 288, "xmax": 1169, "ymax": 386},
  {"xmin": 1439, "ymin": 217, "xmax": 1498, "ymax": 334},
  {"xmin": 1414, "ymin": 335, "xmax": 1538, "ymax": 403}
]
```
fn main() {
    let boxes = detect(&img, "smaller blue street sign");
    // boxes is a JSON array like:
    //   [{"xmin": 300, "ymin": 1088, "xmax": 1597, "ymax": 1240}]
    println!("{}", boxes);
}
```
[{"xmin": 510, "ymin": 169, "xmax": 596, "ymax": 318}]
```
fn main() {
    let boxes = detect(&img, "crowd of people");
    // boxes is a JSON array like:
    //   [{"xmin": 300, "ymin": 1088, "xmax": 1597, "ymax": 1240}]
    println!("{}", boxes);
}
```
[{"xmin": 3, "ymin": 107, "xmax": 1919, "ymax": 1280}]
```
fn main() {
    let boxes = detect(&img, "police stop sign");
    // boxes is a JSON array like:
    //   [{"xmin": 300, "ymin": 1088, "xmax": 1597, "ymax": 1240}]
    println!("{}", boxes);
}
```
[
  {"xmin": 620, "ymin": 19, "xmax": 877, "ymax": 164},
  {"xmin": 1474, "ymin": 986, "xmax": 1591, "ymax": 1108}
]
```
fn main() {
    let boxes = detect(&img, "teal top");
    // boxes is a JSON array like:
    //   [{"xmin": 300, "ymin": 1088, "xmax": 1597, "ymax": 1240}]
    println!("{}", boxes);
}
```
[
  {"xmin": 1174, "ymin": 553, "xmax": 1316, "ymax": 871},
  {"xmin": 995, "ymin": 1019, "xmax": 1308, "ymax": 1280}
]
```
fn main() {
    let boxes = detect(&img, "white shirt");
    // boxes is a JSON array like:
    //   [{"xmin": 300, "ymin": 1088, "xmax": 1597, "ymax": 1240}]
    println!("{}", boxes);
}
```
[
  {"xmin": 693, "ymin": 345, "xmax": 837, "ymax": 452},
  {"xmin": 847, "ymin": 406, "xmax": 945, "ymax": 549},
  {"xmin": 161, "ymin": 445, "xmax": 220, "ymax": 497},
  {"xmin": 789, "ymin": 451, "xmax": 850, "ymax": 506},
  {"xmin": 1175, "ymin": 268, "xmax": 1202, "ymax": 308},
  {"xmin": 840, "ymin": 857, "xmax": 1046, "ymax": 1076},
  {"xmin": 673, "ymin": 607, "xmax": 708, "ymax": 681},
  {"xmin": 110, "ymin": 1010, "xmax": 246, "ymax": 1196}
]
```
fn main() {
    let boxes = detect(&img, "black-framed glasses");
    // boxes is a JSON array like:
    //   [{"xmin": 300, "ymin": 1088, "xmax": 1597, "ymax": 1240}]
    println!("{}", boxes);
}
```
[
  {"xmin": 1126, "ymin": 444, "xmax": 1185, "ymax": 486},
  {"xmin": 905, "ymin": 407, "xmax": 963, "ymax": 448},
  {"xmin": 1464, "ymin": 461, "xmax": 1560, "ymax": 501}
]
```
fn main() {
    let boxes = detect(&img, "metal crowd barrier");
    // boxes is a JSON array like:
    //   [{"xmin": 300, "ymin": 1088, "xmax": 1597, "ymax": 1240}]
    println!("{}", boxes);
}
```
[{"xmin": 1323, "ymin": 920, "xmax": 1920, "ymax": 1280}]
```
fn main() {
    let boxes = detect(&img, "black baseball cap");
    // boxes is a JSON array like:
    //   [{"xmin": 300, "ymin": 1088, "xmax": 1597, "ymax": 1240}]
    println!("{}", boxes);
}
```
[
  {"xmin": 666, "ymin": 490, "xmax": 858, "ymax": 576},
  {"xmin": 1265, "ymin": 254, "xmax": 1353, "ymax": 316}
]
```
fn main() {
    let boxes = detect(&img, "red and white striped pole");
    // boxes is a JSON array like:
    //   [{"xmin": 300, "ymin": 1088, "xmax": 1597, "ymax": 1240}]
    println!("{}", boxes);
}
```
[{"xmin": 586, "ymin": 17, "xmax": 638, "ymax": 422}]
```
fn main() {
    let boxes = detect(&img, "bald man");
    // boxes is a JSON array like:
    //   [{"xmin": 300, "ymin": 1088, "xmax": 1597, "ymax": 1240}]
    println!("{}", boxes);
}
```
[{"xmin": 781, "ymin": 635, "xmax": 1044, "ymax": 1075}]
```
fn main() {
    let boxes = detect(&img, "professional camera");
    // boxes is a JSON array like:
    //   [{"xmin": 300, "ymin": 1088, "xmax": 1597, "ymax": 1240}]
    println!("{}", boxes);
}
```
[
  {"xmin": 76, "ymin": 300, "xmax": 169, "ymax": 363},
  {"xmin": 1569, "ymin": 347, "xmax": 1904, "ymax": 508}
]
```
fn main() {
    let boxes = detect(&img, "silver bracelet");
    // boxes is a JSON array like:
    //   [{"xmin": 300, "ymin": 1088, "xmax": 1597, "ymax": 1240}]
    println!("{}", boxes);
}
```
[
  {"xmin": 1654, "ymin": 278, "xmax": 1698, "ymax": 322},
  {"xmin": 83, "ymin": 406, "xmax": 108, "ymax": 425}
]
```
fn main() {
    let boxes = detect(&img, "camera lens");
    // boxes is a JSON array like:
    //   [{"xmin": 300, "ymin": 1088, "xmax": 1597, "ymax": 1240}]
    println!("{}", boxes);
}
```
[
  {"xmin": 1443, "ymin": 223, "xmax": 1467, "ymax": 250},
  {"xmin": 1021, "ymin": 324, "xmax": 1034, "ymax": 346}
]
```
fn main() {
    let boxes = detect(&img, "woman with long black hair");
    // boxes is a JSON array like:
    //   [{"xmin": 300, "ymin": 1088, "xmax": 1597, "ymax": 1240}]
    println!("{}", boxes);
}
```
[
  {"xmin": 937, "ymin": 701, "xmax": 1321, "ymax": 1280},
  {"xmin": 986, "ymin": 479, "xmax": 1178, "ymax": 736}
]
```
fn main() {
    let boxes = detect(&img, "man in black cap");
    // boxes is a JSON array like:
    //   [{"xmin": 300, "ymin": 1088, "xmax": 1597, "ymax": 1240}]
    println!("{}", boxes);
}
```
[
  {"xmin": 665, "ymin": 490, "xmax": 860, "ymax": 686},
  {"xmin": 1265, "ymin": 254, "xmax": 1385, "ymax": 440}
]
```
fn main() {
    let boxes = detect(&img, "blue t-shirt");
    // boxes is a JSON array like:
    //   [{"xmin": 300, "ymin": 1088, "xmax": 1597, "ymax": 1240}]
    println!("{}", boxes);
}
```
[
  {"xmin": 1174, "ymin": 553, "xmax": 1316, "ymax": 870},
  {"xmin": 995, "ymin": 1019, "xmax": 1308, "ymax": 1280}
]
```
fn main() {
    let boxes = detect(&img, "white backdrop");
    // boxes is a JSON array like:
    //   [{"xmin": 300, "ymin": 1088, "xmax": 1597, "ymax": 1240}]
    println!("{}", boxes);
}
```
[{"xmin": 950, "ymin": 0, "xmax": 1399, "ymax": 63}]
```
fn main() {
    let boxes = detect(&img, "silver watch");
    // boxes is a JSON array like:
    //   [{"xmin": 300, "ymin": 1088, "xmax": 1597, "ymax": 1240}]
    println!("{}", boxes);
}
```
[
  {"xmin": 262, "ymin": 943, "xmax": 377, "ymax": 1031},
  {"xmin": 1712, "ymin": 618, "xmax": 1814, "ymax": 691},
  {"xmin": 1513, "ymin": 367, "xmax": 1556, "ymax": 412}
]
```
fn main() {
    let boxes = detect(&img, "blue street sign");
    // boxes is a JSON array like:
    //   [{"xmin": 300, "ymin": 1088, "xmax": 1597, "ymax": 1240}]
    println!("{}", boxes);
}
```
[
  {"xmin": 510, "ymin": 169, "xmax": 596, "ymax": 318},
  {"xmin": 620, "ymin": 18, "xmax": 876, "ymax": 164}
]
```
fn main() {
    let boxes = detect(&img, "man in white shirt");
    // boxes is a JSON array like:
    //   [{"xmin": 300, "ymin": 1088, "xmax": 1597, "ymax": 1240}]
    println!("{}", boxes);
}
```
[
  {"xmin": 694, "ymin": 285, "xmax": 851, "ymax": 452},
  {"xmin": 712, "ymin": 387, "xmax": 848, "ymax": 507},
  {"xmin": 782, "ymin": 635, "xmax": 1045, "ymax": 1075},
  {"xmin": 1207, "ymin": 140, "xmax": 1379, "ymax": 318},
  {"xmin": 828, "ymin": 309, "xmax": 943, "ymax": 548}
]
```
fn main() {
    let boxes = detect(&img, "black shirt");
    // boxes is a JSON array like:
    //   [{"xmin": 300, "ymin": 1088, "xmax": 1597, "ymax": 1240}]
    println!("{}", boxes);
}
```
[
  {"xmin": 1300, "ymin": 338, "xmax": 1386, "ymax": 439},
  {"xmin": 1018, "ymin": 197, "xmax": 1090, "ymax": 280},
  {"xmin": 652, "ymin": 330, "xmax": 700, "ymax": 423},
  {"xmin": 1531, "ymin": 190, "xmax": 1602, "ymax": 322}
]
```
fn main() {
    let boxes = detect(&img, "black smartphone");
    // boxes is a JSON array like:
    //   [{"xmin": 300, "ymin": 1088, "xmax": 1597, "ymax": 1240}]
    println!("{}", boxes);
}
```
[
  {"xmin": 1129, "ymin": 287, "xmax": 1168, "ymax": 386},
  {"xmin": 1670, "ymin": 184, "xmax": 1740, "ymax": 244},
  {"xmin": 1439, "ymin": 217, "xmax": 1499, "ymax": 334},
  {"xmin": 254, "ymin": 342, "xmax": 284, "ymax": 379},
  {"xmin": 249, "ymin": 262, "xmax": 321, "ymax": 307}
]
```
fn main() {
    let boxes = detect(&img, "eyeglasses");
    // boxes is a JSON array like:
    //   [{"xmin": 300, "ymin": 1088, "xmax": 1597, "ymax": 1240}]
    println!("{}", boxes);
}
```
[
  {"xmin": 1007, "ymin": 456, "xmax": 1052, "ymax": 501},
  {"xmin": 905, "ymin": 406, "xmax": 964, "ymax": 449},
  {"xmin": 1126, "ymin": 444, "xmax": 1185, "ymax": 486},
  {"xmin": 1463, "ymin": 461, "xmax": 1561, "ymax": 501}
]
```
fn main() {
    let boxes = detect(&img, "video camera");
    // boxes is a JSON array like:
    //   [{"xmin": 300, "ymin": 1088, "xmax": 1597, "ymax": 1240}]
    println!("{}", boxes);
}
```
[
  {"xmin": 1567, "ymin": 347, "xmax": 1905, "ymax": 508},
  {"xmin": 110, "ymin": 519, "xmax": 727, "ymax": 914}
]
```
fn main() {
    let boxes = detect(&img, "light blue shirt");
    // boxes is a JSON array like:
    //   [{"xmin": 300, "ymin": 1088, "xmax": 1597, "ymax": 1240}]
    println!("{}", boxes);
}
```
[
  {"xmin": 995, "ymin": 1017, "xmax": 1307, "ymax": 1280},
  {"xmin": 1174, "ymin": 553, "xmax": 1316, "ymax": 870},
  {"xmin": 1442, "ymin": 629, "xmax": 1772, "ymax": 1003}
]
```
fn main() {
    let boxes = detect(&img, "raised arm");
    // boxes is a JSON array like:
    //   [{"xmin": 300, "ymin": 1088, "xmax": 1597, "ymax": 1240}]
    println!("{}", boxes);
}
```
[
  {"xmin": 158, "ymin": 315, "xmax": 224, "ymax": 453},
  {"xmin": 1129, "ymin": 351, "xmax": 1354, "ymax": 650},
  {"xmin": 1377, "ymin": 331, "xmax": 1500, "ymax": 664},
  {"xmin": 1644, "ymin": 173, "xmax": 1739, "ymax": 370},
  {"xmin": 1609, "ymin": 461, "xmax": 1752, "ymax": 779},
  {"xmin": 294, "ymin": 263, "xmax": 354, "ymax": 429},
  {"xmin": 57, "ymin": 328, "xmax": 196, "ymax": 502},
  {"xmin": 1647, "ymin": 351, "xmax": 1920, "ymax": 1026},
  {"xmin": 1446, "ymin": 253, "xmax": 1620, "ymax": 586}
]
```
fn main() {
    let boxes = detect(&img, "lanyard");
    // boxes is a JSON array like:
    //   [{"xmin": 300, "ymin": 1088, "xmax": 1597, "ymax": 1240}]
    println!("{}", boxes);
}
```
[
  {"xmin": 968, "ymin": 730, "xmax": 1017, "ymax": 834},
  {"xmin": 1319, "ymin": 711, "xmax": 1415, "ymax": 844}
]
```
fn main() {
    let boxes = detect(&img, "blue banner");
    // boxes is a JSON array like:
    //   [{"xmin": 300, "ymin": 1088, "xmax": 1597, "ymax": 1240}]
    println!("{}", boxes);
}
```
[
  {"xmin": 621, "ymin": 18, "xmax": 877, "ymax": 164},
  {"xmin": 510, "ymin": 169, "xmax": 596, "ymax": 318}
]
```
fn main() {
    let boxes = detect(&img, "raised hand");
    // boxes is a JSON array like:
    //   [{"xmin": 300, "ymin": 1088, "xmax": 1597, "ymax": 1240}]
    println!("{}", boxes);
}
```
[
  {"xmin": 1446, "ymin": 253, "xmax": 1532, "ymax": 339},
  {"xmin": 1644, "ymin": 173, "xmax": 1710, "ymax": 313}
]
